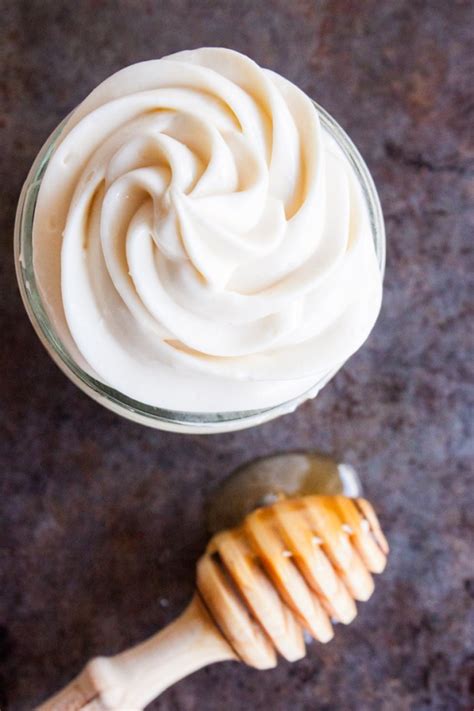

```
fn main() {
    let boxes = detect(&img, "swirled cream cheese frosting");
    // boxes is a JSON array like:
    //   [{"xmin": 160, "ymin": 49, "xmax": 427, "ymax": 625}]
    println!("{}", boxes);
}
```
[{"xmin": 33, "ymin": 48, "xmax": 382, "ymax": 412}]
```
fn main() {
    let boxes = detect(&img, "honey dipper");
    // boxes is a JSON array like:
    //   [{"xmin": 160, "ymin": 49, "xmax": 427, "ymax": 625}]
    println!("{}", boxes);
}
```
[{"xmin": 38, "ymin": 454, "xmax": 389, "ymax": 711}]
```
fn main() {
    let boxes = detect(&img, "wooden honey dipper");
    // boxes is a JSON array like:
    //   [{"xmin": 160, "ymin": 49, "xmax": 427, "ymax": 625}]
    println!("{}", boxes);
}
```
[{"xmin": 38, "ymin": 456, "xmax": 389, "ymax": 710}]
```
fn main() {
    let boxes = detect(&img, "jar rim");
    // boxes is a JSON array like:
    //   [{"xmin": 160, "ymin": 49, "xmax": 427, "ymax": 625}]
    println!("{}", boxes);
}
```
[{"xmin": 14, "ymin": 101, "xmax": 385, "ymax": 434}]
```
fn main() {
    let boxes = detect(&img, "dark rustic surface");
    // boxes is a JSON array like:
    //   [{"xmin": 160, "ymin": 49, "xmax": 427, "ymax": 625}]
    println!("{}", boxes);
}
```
[{"xmin": 1, "ymin": 1, "xmax": 473, "ymax": 709}]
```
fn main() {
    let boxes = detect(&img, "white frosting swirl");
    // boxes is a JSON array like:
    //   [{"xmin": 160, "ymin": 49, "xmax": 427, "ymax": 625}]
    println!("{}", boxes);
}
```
[{"xmin": 33, "ymin": 48, "xmax": 382, "ymax": 412}]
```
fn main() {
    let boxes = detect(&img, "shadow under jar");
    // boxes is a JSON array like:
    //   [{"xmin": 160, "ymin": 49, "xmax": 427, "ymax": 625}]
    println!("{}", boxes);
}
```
[{"xmin": 15, "ymin": 100, "xmax": 385, "ymax": 434}]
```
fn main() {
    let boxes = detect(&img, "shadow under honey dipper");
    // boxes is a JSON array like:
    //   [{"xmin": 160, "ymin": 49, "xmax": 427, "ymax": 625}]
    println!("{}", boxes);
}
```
[{"xmin": 38, "ymin": 453, "xmax": 389, "ymax": 710}]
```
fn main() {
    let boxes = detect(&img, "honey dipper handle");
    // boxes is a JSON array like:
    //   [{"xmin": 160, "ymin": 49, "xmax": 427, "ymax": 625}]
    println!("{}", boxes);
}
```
[{"xmin": 37, "ymin": 595, "xmax": 236, "ymax": 711}]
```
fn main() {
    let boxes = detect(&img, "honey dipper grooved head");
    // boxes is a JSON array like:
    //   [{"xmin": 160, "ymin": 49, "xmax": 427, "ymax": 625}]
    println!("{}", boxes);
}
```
[{"xmin": 197, "ymin": 495, "xmax": 388, "ymax": 669}]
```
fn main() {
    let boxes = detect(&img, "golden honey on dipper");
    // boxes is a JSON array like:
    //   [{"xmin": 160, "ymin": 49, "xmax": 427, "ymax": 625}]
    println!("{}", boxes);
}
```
[
  {"xmin": 38, "ymin": 495, "xmax": 388, "ymax": 711},
  {"xmin": 198, "ymin": 495, "xmax": 388, "ymax": 668}
]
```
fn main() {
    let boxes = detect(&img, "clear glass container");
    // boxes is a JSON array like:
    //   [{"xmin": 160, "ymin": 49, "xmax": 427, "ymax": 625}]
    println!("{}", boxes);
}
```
[{"xmin": 14, "ymin": 102, "xmax": 385, "ymax": 434}]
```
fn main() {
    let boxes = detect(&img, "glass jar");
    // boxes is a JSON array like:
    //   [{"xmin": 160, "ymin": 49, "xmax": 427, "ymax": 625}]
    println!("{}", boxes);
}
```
[{"xmin": 14, "ymin": 102, "xmax": 385, "ymax": 434}]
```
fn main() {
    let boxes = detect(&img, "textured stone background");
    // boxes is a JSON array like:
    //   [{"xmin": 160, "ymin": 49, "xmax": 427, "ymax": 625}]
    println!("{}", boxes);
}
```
[{"xmin": 1, "ymin": 1, "xmax": 473, "ymax": 709}]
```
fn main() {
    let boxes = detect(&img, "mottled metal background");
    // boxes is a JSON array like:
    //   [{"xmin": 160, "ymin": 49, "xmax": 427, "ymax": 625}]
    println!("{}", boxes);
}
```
[{"xmin": 1, "ymin": 1, "xmax": 473, "ymax": 709}]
